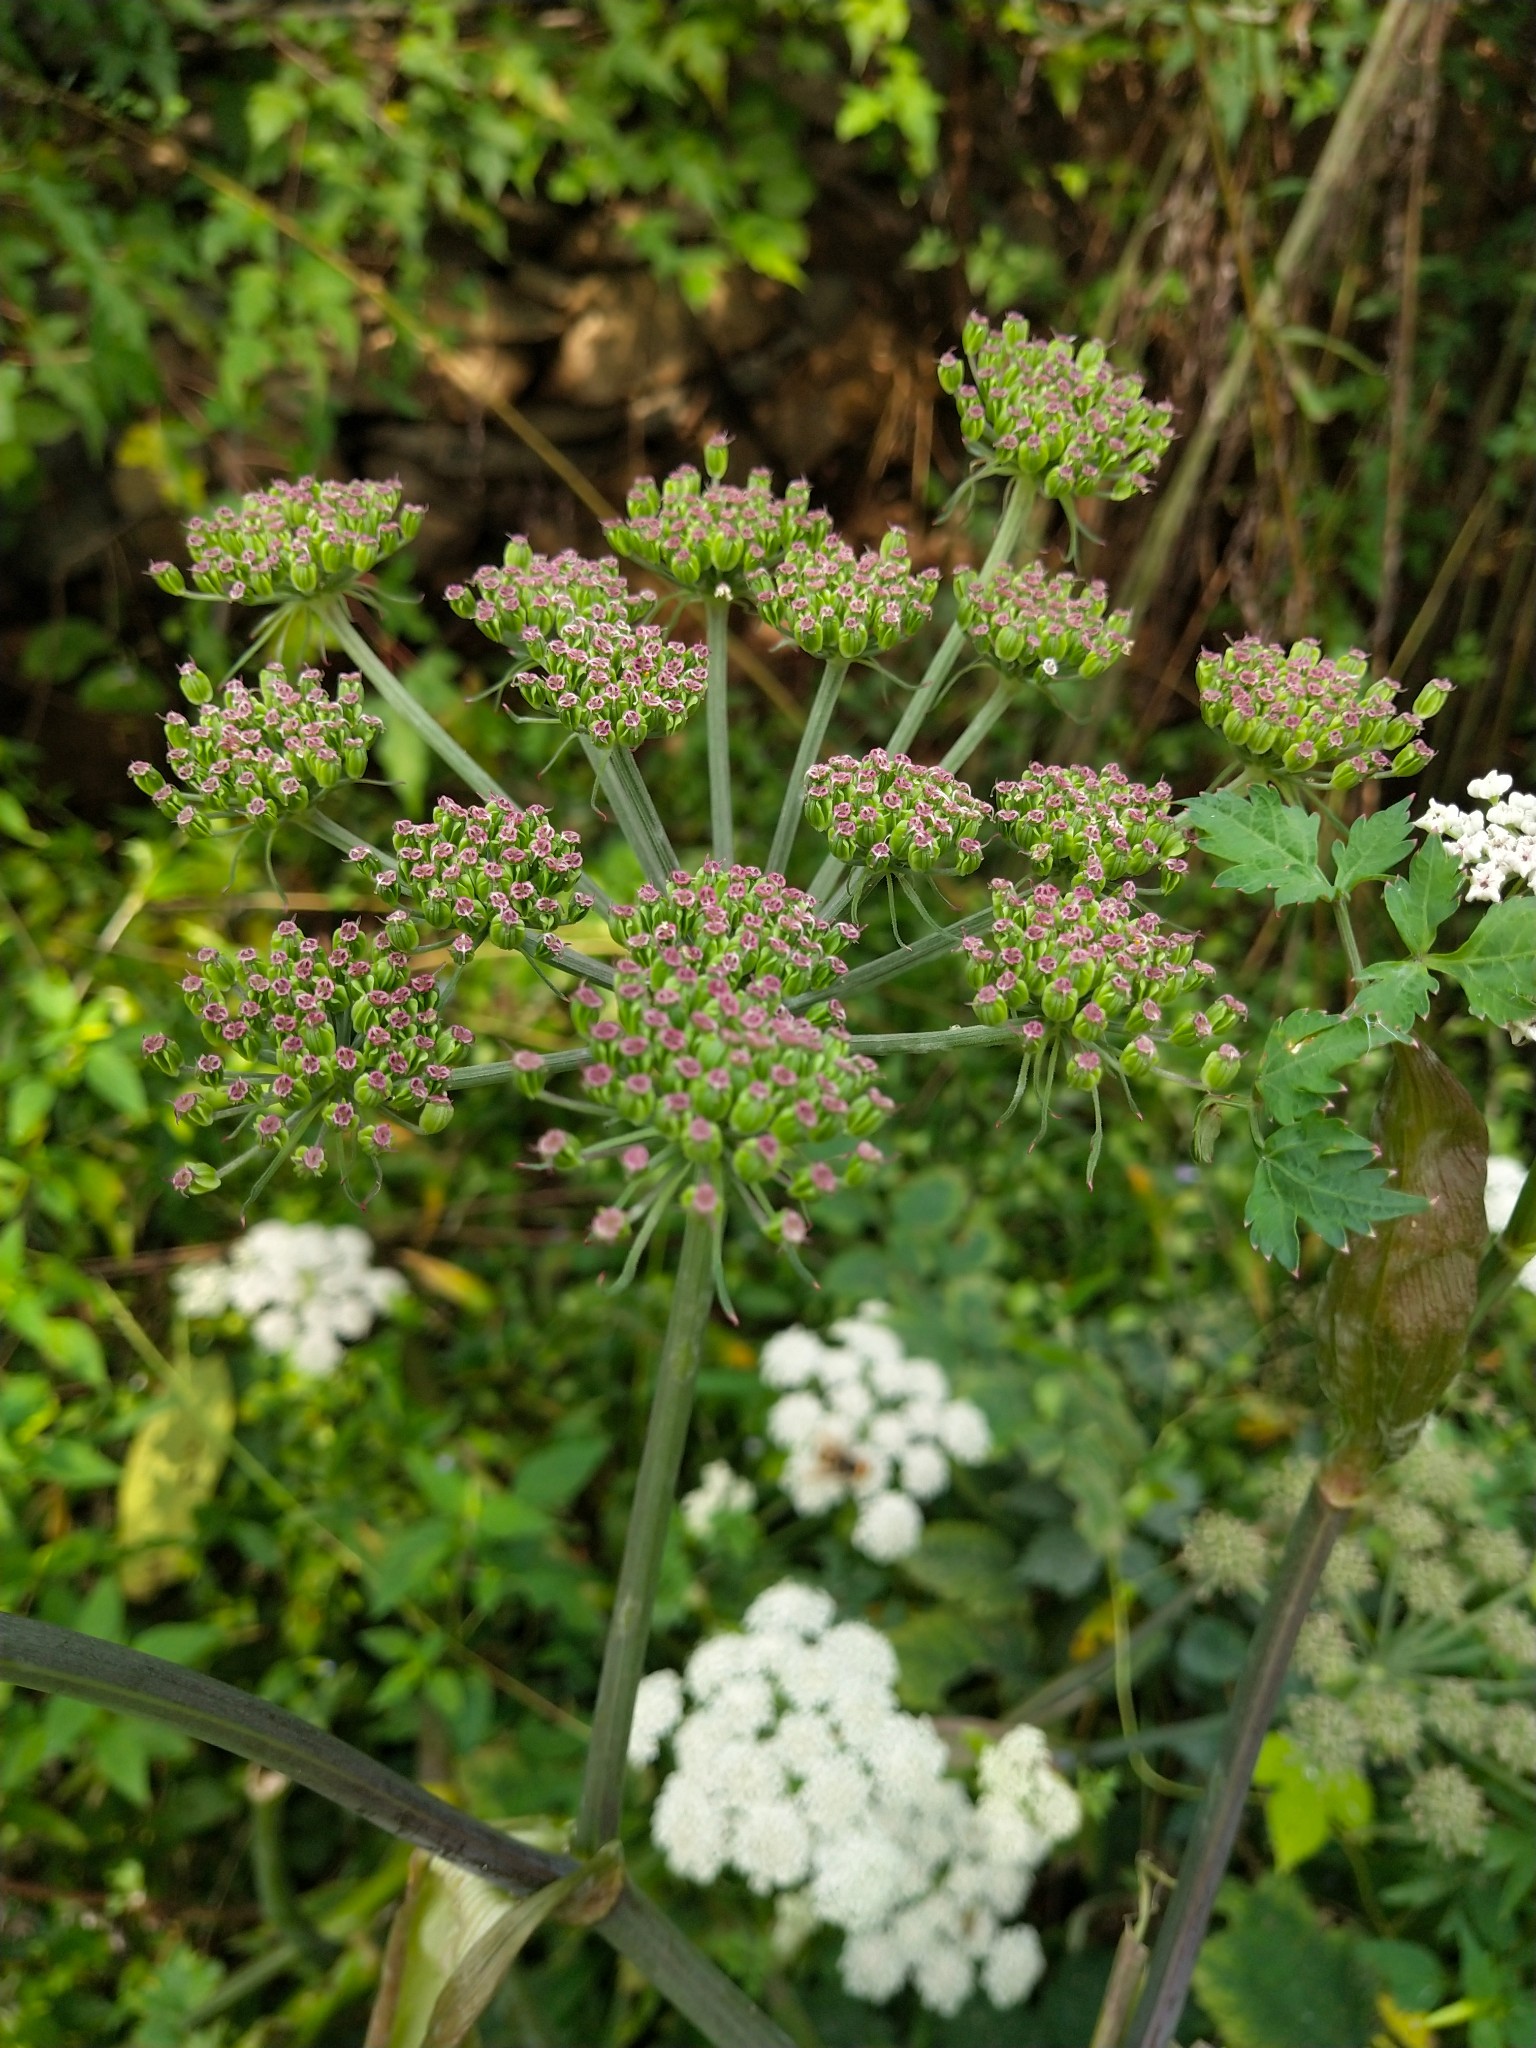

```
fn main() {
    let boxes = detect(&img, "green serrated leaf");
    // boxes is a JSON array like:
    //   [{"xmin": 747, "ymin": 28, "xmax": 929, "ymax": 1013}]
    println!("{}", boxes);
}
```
[
  {"xmin": 1384, "ymin": 833, "xmax": 1463, "ymax": 956},
  {"xmin": 1330, "ymin": 798, "xmax": 1414, "ymax": 894},
  {"xmin": 1258, "ymin": 1009, "xmax": 1371, "ymax": 1125},
  {"xmin": 1181, "ymin": 786, "xmax": 1332, "ymax": 906},
  {"xmin": 1348, "ymin": 958, "xmax": 1437, "ymax": 1040},
  {"xmin": 1194, "ymin": 1874, "xmax": 1383, "ymax": 2048},
  {"xmin": 1432, "ymin": 896, "xmax": 1536, "ymax": 1026},
  {"xmin": 1245, "ymin": 1113, "xmax": 1425, "ymax": 1271}
]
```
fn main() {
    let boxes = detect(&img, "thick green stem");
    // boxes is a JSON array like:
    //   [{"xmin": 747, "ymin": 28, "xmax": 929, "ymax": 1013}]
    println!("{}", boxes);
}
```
[
  {"xmin": 705, "ymin": 597, "xmax": 734, "ymax": 866},
  {"xmin": 299, "ymin": 808, "xmax": 387, "ymax": 864},
  {"xmin": 331, "ymin": 617, "xmax": 511, "ymax": 803},
  {"xmin": 847, "ymin": 1024, "xmax": 1024, "ymax": 1056},
  {"xmin": 1122, "ymin": 1481, "xmax": 1348, "ymax": 2048},
  {"xmin": 786, "ymin": 907, "xmax": 993, "ymax": 1012},
  {"xmin": 579, "ymin": 737, "xmax": 677, "ymax": 890},
  {"xmin": 0, "ymin": 1611, "xmax": 792, "ymax": 2048},
  {"xmin": 809, "ymin": 477, "xmax": 1031, "ymax": 902},
  {"xmin": 767, "ymin": 656, "xmax": 849, "ymax": 879},
  {"xmin": 575, "ymin": 1213, "xmax": 716, "ymax": 1853},
  {"xmin": 939, "ymin": 676, "xmax": 1018, "ymax": 773}
]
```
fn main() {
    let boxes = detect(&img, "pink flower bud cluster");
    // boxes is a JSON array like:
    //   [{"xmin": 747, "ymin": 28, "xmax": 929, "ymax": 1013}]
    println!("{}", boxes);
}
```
[
  {"xmin": 128, "ymin": 664, "xmax": 379, "ymax": 833},
  {"xmin": 149, "ymin": 477, "xmax": 423, "ymax": 603},
  {"xmin": 992, "ymin": 763, "xmax": 1187, "ymax": 890},
  {"xmin": 954, "ymin": 562, "xmax": 1132, "ymax": 679},
  {"xmin": 446, "ymin": 537, "xmax": 654, "ymax": 643},
  {"xmin": 513, "ymin": 615, "xmax": 709, "ymax": 747},
  {"xmin": 747, "ymin": 532, "xmax": 939, "ymax": 658},
  {"xmin": 606, "ymin": 863, "xmax": 856, "ymax": 1000},
  {"xmin": 605, "ymin": 446, "xmax": 832, "ymax": 595},
  {"xmin": 1198, "ymin": 637, "xmax": 1444, "ymax": 789},
  {"xmin": 349, "ymin": 795, "xmax": 587, "ymax": 952},
  {"xmin": 160, "ymin": 918, "xmax": 472, "ymax": 1192},
  {"xmin": 962, "ymin": 879, "xmax": 1243, "ymax": 1094},
  {"xmin": 803, "ymin": 752, "xmax": 992, "ymax": 876},
  {"xmin": 936, "ymin": 315, "xmax": 1173, "ymax": 501},
  {"xmin": 550, "ymin": 869, "xmax": 892, "ymax": 1245}
]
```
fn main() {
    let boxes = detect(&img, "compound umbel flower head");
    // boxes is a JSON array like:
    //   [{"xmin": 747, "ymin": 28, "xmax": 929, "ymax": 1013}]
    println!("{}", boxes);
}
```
[
  {"xmin": 1198, "ymin": 636, "xmax": 1446, "ymax": 790},
  {"xmin": 129, "ymin": 664, "xmax": 380, "ymax": 834},
  {"xmin": 149, "ymin": 478, "xmax": 423, "ymax": 604},
  {"xmin": 512, "ymin": 616, "xmax": 710, "ymax": 747},
  {"xmin": 937, "ymin": 315, "xmax": 1174, "ymax": 501},
  {"xmin": 954, "ymin": 561, "xmax": 1133, "ymax": 680},
  {"xmin": 605, "ymin": 436, "xmax": 832, "ymax": 597},
  {"xmin": 747, "ymin": 532, "xmax": 940, "ymax": 659},
  {"xmin": 447, "ymin": 539, "xmax": 655, "ymax": 644},
  {"xmin": 157, "ymin": 919, "xmax": 474, "ymax": 1191},
  {"xmin": 803, "ymin": 752, "xmax": 993, "ymax": 876},
  {"xmin": 533, "ymin": 867, "xmax": 892, "ymax": 1271},
  {"xmin": 346, "ymin": 795, "xmax": 588, "ymax": 954},
  {"xmin": 992, "ymin": 763, "xmax": 1187, "ymax": 891}
]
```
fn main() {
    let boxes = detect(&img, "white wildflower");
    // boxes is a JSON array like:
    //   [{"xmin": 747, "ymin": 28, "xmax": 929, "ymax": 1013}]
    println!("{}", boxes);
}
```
[
  {"xmin": 175, "ymin": 1220, "xmax": 406, "ymax": 1375},
  {"xmin": 1421, "ymin": 777, "xmax": 1536, "ymax": 1034},
  {"xmin": 680, "ymin": 1458, "xmax": 756, "ymax": 1538},
  {"xmin": 627, "ymin": 1669, "xmax": 685, "ymax": 1768},
  {"xmin": 853, "ymin": 1489, "xmax": 925, "ymax": 1561}
]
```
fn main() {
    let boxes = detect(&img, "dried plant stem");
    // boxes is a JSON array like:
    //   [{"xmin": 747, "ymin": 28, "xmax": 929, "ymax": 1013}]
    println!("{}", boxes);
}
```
[
  {"xmin": 1121, "ymin": 1480, "xmax": 1349, "ymax": 2048},
  {"xmin": 705, "ymin": 596, "xmax": 734, "ymax": 865},
  {"xmin": 332, "ymin": 617, "xmax": 511, "ymax": 803},
  {"xmin": 767, "ymin": 656, "xmax": 850, "ymax": 878},
  {"xmin": 575, "ymin": 1213, "xmax": 716, "ymax": 1854}
]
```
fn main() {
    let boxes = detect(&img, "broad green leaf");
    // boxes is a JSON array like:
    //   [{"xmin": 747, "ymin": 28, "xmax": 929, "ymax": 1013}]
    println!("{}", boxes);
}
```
[
  {"xmin": 1384, "ymin": 833, "xmax": 1463, "ymax": 956},
  {"xmin": 117, "ymin": 1359, "xmax": 235, "ymax": 1601},
  {"xmin": 0, "ymin": 790, "xmax": 46, "ymax": 846},
  {"xmin": 395, "ymin": 1248, "xmax": 493, "ymax": 1314},
  {"xmin": 887, "ymin": 1607, "xmax": 991, "ymax": 1711},
  {"xmin": 1254, "ymin": 1733, "xmax": 1373, "ymax": 1872},
  {"xmin": 83, "ymin": 1044, "xmax": 149, "ymax": 1121},
  {"xmin": 1017, "ymin": 1521, "xmax": 1100, "ymax": 1597},
  {"xmin": 1348, "ymin": 959, "xmax": 1437, "ymax": 1040},
  {"xmin": 513, "ymin": 1436, "xmax": 610, "ymax": 1512},
  {"xmin": 1245, "ymin": 1113, "xmax": 1425, "ymax": 1271},
  {"xmin": 900, "ymin": 1519, "xmax": 1018, "ymax": 1614},
  {"xmin": 1257, "ymin": 1009, "xmax": 1371, "ymax": 1125},
  {"xmin": 1330, "ymin": 798, "xmax": 1414, "ymax": 894},
  {"xmin": 33, "ymin": 1436, "xmax": 120, "ymax": 1488},
  {"xmin": 1432, "ymin": 896, "xmax": 1536, "ymax": 1027},
  {"xmin": 1194, "ymin": 1873, "xmax": 1382, "ymax": 2048},
  {"xmin": 369, "ymin": 1519, "xmax": 455, "ymax": 1614},
  {"xmin": 1264, "ymin": 1771, "xmax": 1331, "ymax": 1872},
  {"xmin": 1175, "ymin": 1614, "xmax": 1247, "ymax": 1686},
  {"xmin": 6, "ymin": 1076, "xmax": 55, "ymax": 1147},
  {"xmin": 1181, "ymin": 786, "xmax": 1332, "ymax": 905}
]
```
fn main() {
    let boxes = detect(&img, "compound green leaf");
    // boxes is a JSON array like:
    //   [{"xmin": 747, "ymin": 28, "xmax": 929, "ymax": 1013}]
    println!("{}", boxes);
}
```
[
  {"xmin": 1347, "ymin": 958, "xmax": 1437, "ymax": 1040},
  {"xmin": 1245, "ymin": 1113, "xmax": 1425, "ymax": 1271},
  {"xmin": 1432, "ymin": 896, "xmax": 1536, "ymax": 1027},
  {"xmin": 1257, "ymin": 1010, "xmax": 1371, "ymax": 1125},
  {"xmin": 1331, "ymin": 798, "xmax": 1414, "ymax": 894},
  {"xmin": 1384, "ymin": 833, "xmax": 1462, "ymax": 956},
  {"xmin": 1181, "ymin": 786, "xmax": 1332, "ymax": 905}
]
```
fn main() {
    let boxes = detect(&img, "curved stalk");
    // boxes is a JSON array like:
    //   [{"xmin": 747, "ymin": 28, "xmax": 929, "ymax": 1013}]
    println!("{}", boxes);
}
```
[
  {"xmin": 331, "ymin": 617, "xmax": 512, "ymax": 803},
  {"xmin": 1121, "ymin": 1481, "xmax": 1348, "ymax": 2048},
  {"xmin": 767, "ymin": 655, "xmax": 849, "ymax": 879},
  {"xmin": 809, "ymin": 477, "xmax": 1031, "ymax": 902},
  {"xmin": 580, "ymin": 736, "xmax": 677, "ymax": 890},
  {"xmin": 704, "ymin": 596, "xmax": 734, "ymax": 865},
  {"xmin": 576, "ymin": 1213, "xmax": 717, "ymax": 1853},
  {"xmin": 0, "ymin": 1611, "xmax": 793, "ymax": 2048}
]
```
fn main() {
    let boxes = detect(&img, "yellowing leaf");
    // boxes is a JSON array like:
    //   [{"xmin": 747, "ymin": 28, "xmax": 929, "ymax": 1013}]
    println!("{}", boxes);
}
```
[
  {"xmin": 396, "ymin": 1249, "xmax": 494, "ymax": 1314},
  {"xmin": 117, "ymin": 1359, "xmax": 234, "ymax": 1601},
  {"xmin": 1070, "ymin": 1597, "xmax": 1119, "ymax": 1661}
]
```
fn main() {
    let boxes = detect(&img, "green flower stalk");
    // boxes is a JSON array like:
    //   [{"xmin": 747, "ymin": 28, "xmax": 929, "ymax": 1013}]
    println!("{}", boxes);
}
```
[
  {"xmin": 1196, "ymin": 635, "xmax": 1447, "ymax": 789},
  {"xmin": 604, "ymin": 436, "xmax": 831, "ymax": 596},
  {"xmin": 748, "ymin": 532, "xmax": 939, "ymax": 658},
  {"xmin": 346, "ymin": 795, "xmax": 589, "ymax": 954},
  {"xmin": 955, "ymin": 560, "xmax": 1133, "ymax": 680},
  {"xmin": 149, "ymin": 476, "xmax": 423, "ymax": 603},
  {"xmin": 152, "ymin": 918, "xmax": 474, "ymax": 1188},
  {"xmin": 937, "ymin": 313, "xmax": 1174, "ymax": 500},
  {"xmin": 803, "ymin": 751, "xmax": 992, "ymax": 877},
  {"xmin": 128, "ymin": 662, "xmax": 380, "ymax": 833},
  {"xmin": 992, "ymin": 763, "xmax": 1188, "ymax": 891}
]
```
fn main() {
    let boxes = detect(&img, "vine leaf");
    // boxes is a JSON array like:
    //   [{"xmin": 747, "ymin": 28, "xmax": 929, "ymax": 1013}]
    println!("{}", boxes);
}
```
[
  {"xmin": 1245, "ymin": 1113, "xmax": 1425, "ymax": 1272},
  {"xmin": 1347, "ymin": 959, "xmax": 1437, "ymax": 1041},
  {"xmin": 1330, "ymin": 798, "xmax": 1414, "ymax": 894},
  {"xmin": 1257, "ymin": 1010, "xmax": 1372, "ymax": 1126},
  {"xmin": 1181, "ymin": 787, "xmax": 1331, "ymax": 905},
  {"xmin": 1431, "ymin": 896, "xmax": 1536, "ymax": 1027},
  {"xmin": 1384, "ymin": 833, "xmax": 1462, "ymax": 956}
]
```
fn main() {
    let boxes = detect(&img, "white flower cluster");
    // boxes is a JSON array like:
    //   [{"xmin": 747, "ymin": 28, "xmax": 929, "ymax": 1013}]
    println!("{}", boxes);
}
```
[
  {"xmin": 629, "ymin": 1581, "xmax": 1080, "ymax": 2016},
  {"xmin": 1485, "ymin": 1156, "xmax": 1536, "ymax": 1292},
  {"xmin": 175, "ymin": 1220, "xmax": 407, "ymax": 1375},
  {"xmin": 760, "ymin": 1305, "xmax": 992, "ymax": 1562},
  {"xmin": 1421, "ymin": 772, "xmax": 1536, "ymax": 905},
  {"xmin": 681, "ymin": 1458, "xmax": 757, "ymax": 1538}
]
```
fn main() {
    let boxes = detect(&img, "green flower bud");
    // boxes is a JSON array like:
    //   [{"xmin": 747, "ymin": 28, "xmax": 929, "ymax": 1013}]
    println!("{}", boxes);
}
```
[{"xmin": 418, "ymin": 1098, "xmax": 454, "ymax": 1134}]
